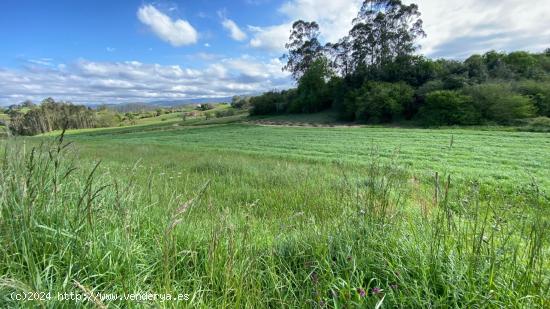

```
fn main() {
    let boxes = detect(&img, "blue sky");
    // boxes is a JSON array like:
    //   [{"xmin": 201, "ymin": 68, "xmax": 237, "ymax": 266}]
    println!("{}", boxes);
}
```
[{"xmin": 1, "ymin": 0, "xmax": 549, "ymax": 105}]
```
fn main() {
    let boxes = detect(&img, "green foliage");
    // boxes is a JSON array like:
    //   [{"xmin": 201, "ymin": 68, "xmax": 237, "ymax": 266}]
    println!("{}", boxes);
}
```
[
  {"xmin": 289, "ymin": 58, "xmax": 332, "ymax": 113},
  {"xmin": 255, "ymin": 0, "xmax": 550, "ymax": 126},
  {"xmin": 351, "ymin": 81, "xmax": 414, "ymax": 123},
  {"xmin": 196, "ymin": 103, "xmax": 214, "ymax": 111},
  {"xmin": 8, "ymin": 98, "xmax": 100, "ymax": 135},
  {"xmin": 214, "ymin": 108, "xmax": 236, "ymax": 118},
  {"xmin": 504, "ymin": 51, "xmax": 539, "ymax": 78},
  {"xmin": 419, "ymin": 90, "xmax": 480, "ymax": 126},
  {"xmin": 231, "ymin": 95, "xmax": 252, "ymax": 109},
  {"xmin": 515, "ymin": 116, "xmax": 550, "ymax": 132},
  {"xmin": 283, "ymin": 20, "xmax": 323, "ymax": 80},
  {"xmin": 464, "ymin": 83, "xmax": 535, "ymax": 123},
  {"xmin": 515, "ymin": 80, "xmax": 550, "ymax": 117},
  {"xmin": 95, "ymin": 110, "xmax": 120, "ymax": 127},
  {"xmin": 464, "ymin": 54, "xmax": 488, "ymax": 83},
  {"xmin": 349, "ymin": 0, "xmax": 424, "ymax": 69},
  {"xmin": 250, "ymin": 90, "xmax": 292, "ymax": 115}
]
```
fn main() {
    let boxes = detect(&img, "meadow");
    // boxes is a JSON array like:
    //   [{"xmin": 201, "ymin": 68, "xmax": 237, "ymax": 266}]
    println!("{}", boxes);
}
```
[{"xmin": 0, "ymin": 118, "xmax": 549, "ymax": 307}]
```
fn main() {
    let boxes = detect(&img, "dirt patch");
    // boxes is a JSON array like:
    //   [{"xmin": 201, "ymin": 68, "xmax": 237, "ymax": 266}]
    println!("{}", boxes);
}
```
[{"xmin": 246, "ymin": 120, "xmax": 364, "ymax": 128}]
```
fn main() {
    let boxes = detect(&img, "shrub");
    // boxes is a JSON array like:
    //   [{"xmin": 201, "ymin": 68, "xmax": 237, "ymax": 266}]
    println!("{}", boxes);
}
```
[
  {"xmin": 197, "ymin": 103, "xmax": 214, "ymax": 111},
  {"xmin": 516, "ymin": 117, "xmax": 550, "ymax": 132},
  {"xmin": 515, "ymin": 81, "xmax": 550, "ymax": 117},
  {"xmin": 231, "ymin": 96, "xmax": 251, "ymax": 109},
  {"xmin": 464, "ymin": 83, "xmax": 535, "ymax": 123},
  {"xmin": 418, "ymin": 90, "xmax": 480, "ymax": 126},
  {"xmin": 352, "ymin": 82, "xmax": 415, "ymax": 123},
  {"xmin": 250, "ymin": 90, "xmax": 295, "ymax": 115},
  {"xmin": 215, "ymin": 109, "xmax": 236, "ymax": 118}
]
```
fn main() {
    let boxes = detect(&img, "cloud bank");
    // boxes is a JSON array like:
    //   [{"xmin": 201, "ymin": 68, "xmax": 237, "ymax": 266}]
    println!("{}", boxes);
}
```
[{"xmin": 0, "ymin": 57, "xmax": 291, "ymax": 105}]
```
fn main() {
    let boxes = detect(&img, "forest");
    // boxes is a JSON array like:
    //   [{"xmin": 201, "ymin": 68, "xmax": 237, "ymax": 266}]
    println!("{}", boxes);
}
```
[{"xmin": 249, "ymin": 1, "xmax": 550, "ymax": 126}]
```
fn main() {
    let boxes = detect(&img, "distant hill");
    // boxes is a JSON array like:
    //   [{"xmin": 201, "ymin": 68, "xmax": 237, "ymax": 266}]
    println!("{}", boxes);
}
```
[{"xmin": 89, "ymin": 97, "xmax": 232, "ymax": 112}]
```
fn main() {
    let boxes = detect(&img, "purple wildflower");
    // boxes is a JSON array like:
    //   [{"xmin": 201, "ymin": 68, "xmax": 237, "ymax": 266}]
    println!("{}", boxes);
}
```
[
  {"xmin": 357, "ymin": 288, "xmax": 366, "ymax": 298},
  {"xmin": 372, "ymin": 287, "xmax": 382, "ymax": 295}
]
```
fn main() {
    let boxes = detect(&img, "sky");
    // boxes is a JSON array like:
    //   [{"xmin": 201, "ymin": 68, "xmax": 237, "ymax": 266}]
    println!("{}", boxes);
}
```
[{"xmin": 1, "ymin": 0, "xmax": 549, "ymax": 106}]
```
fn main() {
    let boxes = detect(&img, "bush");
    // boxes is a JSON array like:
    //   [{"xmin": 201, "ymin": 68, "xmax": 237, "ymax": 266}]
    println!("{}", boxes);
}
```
[
  {"xmin": 515, "ymin": 81, "xmax": 550, "ymax": 117},
  {"xmin": 351, "ymin": 82, "xmax": 414, "ymax": 123},
  {"xmin": 418, "ymin": 90, "xmax": 480, "ymax": 126},
  {"xmin": 250, "ymin": 90, "xmax": 295, "ymax": 115},
  {"xmin": 464, "ymin": 83, "xmax": 535, "ymax": 124},
  {"xmin": 197, "ymin": 104, "xmax": 214, "ymax": 111},
  {"xmin": 515, "ymin": 117, "xmax": 550, "ymax": 132},
  {"xmin": 96, "ymin": 111, "xmax": 120, "ymax": 127},
  {"xmin": 231, "ymin": 96, "xmax": 251, "ymax": 109},
  {"xmin": 215, "ymin": 109, "xmax": 236, "ymax": 118}
]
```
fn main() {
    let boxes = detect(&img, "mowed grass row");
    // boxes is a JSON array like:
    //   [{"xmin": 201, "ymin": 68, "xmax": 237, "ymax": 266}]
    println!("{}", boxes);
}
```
[{"xmin": 67, "ymin": 123, "xmax": 550, "ymax": 187}]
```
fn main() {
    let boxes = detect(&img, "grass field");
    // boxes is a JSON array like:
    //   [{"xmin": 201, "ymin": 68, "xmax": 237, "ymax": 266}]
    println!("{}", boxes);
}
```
[
  {"xmin": 1, "ymin": 119, "xmax": 549, "ymax": 307},
  {"xmin": 66, "ymin": 123, "xmax": 550, "ymax": 187}
]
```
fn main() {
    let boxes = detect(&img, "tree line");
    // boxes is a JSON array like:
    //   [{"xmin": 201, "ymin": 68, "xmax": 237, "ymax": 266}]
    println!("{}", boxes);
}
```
[
  {"xmin": 6, "ymin": 98, "xmax": 114, "ymax": 135},
  {"xmin": 249, "ymin": 0, "xmax": 550, "ymax": 125}
]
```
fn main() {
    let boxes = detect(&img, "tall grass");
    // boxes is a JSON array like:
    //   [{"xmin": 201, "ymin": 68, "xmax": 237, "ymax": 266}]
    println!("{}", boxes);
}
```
[{"xmin": 0, "ymin": 134, "xmax": 548, "ymax": 307}]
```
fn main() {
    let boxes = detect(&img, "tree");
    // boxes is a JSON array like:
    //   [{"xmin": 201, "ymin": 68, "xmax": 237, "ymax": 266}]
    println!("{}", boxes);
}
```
[
  {"xmin": 21, "ymin": 100, "xmax": 35, "ymax": 108},
  {"xmin": 325, "ymin": 36, "xmax": 353, "ymax": 77},
  {"xmin": 231, "ymin": 95, "xmax": 251, "ymax": 109},
  {"xmin": 419, "ymin": 91, "xmax": 480, "ymax": 126},
  {"xmin": 8, "ymin": 98, "xmax": 100, "ymax": 135},
  {"xmin": 464, "ymin": 54, "xmax": 488, "ymax": 83},
  {"xmin": 504, "ymin": 51, "xmax": 538, "ymax": 78},
  {"xmin": 349, "ymin": 0, "xmax": 425, "ymax": 70},
  {"xmin": 289, "ymin": 58, "xmax": 333, "ymax": 113},
  {"xmin": 282, "ymin": 20, "xmax": 323, "ymax": 80}
]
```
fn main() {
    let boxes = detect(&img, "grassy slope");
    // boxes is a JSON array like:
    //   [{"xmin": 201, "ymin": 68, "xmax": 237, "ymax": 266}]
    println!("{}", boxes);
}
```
[{"xmin": 1, "ymin": 120, "xmax": 549, "ymax": 307}]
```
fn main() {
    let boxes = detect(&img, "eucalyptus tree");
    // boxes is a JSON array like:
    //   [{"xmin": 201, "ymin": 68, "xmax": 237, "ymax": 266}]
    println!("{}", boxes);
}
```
[
  {"xmin": 282, "ymin": 20, "xmax": 323, "ymax": 80},
  {"xmin": 349, "ymin": 0, "xmax": 425, "ymax": 70},
  {"xmin": 325, "ymin": 36, "xmax": 353, "ymax": 77}
]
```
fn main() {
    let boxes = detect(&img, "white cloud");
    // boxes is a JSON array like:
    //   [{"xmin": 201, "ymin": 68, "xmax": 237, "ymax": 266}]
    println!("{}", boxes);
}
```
[
  {"xmin": 278, "ymin": 0, "xmax": 362, "ymax": 43},
  {"xmin": 27, "ymin": 58, "xmax": 54, "ymax": 66},
  {"xmin": 248, "ymin": 23, "xmax": 292, "ymax": 53},
  {"xmin": 137, "ymin": 4, "xmax": 198, "ymax": 47},
  {"xmin": 249, "ymin": 0, "xmax": 362, "ymax": 53},
  {"xmin": 222, "ymin": 18, "xmax": 248, "ymax": 41},
  {"xmin": 410, "ymin": 0, "xmax": 550, "ymax": 58},
  {"xmin": 248, "ymin": 0, "xmax": 550, "ymax": 58},
  {"xmin": 0, "ymin": 57, "xmax": 292, "ymax": 105}
]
